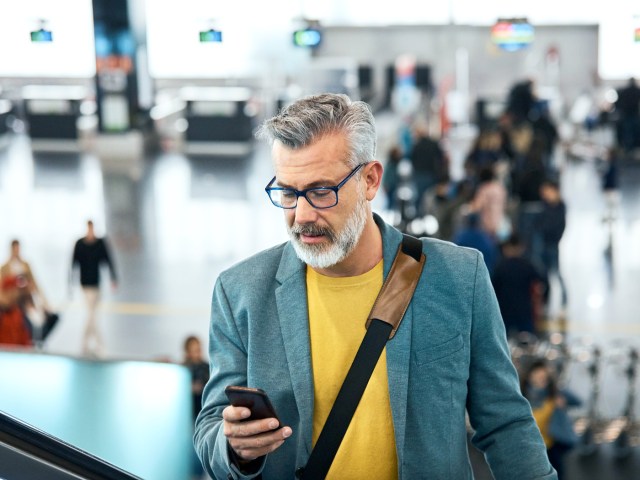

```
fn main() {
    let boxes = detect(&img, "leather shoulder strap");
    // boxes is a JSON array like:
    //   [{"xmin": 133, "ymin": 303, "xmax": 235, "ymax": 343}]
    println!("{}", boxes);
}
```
[{"xmin": 365, "ymin": 234, "xmax": 426, "ymax": 339}]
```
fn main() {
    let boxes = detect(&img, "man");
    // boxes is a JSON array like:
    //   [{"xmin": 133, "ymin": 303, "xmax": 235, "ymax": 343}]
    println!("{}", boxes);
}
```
[
  {"xmin": 537, "ymin": 180, "xmax": 568, "ymax": 312},
  {"xmin": 492, "ymin": 234, "xmax": 548, "ymax": 337},
  {"xmin": 506, "ymin": 78, "xmax": 536, "ymax": 124},
  {"xmin": 409, "ymin": 123, "xmax": 447, "ymax": 215},
  {"xmin": 194, "ymin": 94, "xmax": 556, "ymax": 479},
  {"xmin": 70, "ymin": 220, "xmax": 117, "ymax": 356},
  {"xmin": 614, "ymin": 77, "xmax": 640, "ymax": 153}
]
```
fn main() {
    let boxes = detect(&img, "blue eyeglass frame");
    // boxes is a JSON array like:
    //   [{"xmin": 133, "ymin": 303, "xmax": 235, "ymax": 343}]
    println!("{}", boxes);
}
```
[{"xmin": 265, "ymin": 162, "xmax": 367, "ymax": 209}]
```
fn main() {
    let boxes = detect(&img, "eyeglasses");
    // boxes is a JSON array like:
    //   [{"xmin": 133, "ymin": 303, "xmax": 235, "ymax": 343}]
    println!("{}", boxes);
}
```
[{"xmin": 265, "ymin": 163, "xmax": 366, "ymax": 209}]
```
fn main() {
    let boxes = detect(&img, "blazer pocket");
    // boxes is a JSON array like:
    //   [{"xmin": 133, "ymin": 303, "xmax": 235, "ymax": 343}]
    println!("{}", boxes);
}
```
[{"xmin": 414, "ymin": 333, "xmax": 464, "ymax": 366}]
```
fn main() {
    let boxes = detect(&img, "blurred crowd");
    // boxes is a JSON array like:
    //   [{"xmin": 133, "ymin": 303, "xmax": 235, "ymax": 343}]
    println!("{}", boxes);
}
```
[{"xmin": 384, "ymin": 78, "xmax": 572, "ymax": 340}]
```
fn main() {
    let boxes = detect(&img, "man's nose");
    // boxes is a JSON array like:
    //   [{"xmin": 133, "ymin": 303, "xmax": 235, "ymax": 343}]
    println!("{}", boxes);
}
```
[{"xmin": 294, "ymin": 195, "xmax": 318, "ymax": 224}]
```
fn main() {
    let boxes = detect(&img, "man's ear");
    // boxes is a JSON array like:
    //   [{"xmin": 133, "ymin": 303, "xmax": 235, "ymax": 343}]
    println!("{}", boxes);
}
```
[{"xmin": 364, "ymin": 161, "xmax": 383, "ymax": 201}]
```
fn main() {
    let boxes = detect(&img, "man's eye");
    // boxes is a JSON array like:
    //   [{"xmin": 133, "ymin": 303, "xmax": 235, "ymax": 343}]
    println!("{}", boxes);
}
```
[{"xmin": 309, "ymin": 189, "xmax": 332, "ymax": 198}]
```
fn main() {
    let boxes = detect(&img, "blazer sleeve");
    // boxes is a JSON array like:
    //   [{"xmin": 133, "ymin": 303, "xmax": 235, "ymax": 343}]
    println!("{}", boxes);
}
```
[
  {"xmin": 466, "ymin": 251, "xmax": 557, "ymax": 480},
  {"xmin": 193, "ymin": 276, "xmax": 266, "ymax": 480}
]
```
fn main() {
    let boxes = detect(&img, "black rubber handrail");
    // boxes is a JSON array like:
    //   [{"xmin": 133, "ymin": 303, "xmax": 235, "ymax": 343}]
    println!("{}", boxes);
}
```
[{"xmin": 0, "ymin": 410, "xmax": 142, "ymax": 480}]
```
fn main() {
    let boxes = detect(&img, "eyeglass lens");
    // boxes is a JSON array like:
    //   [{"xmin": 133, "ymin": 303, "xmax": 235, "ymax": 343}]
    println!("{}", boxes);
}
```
[{"xmin": 270, "ymin": 188, "xmax": 337, "ymax": 208}]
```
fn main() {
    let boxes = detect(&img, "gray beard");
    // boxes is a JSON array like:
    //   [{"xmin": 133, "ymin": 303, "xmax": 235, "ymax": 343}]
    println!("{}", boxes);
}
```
[{"xmin": 288, "ymin": 194, "xmax": 368, "ymax": 270}]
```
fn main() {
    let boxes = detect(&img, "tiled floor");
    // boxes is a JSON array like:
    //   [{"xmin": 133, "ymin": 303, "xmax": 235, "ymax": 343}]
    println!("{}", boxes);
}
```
[{"xmin": 1, "ymin": 116, "xmax": 639, "ymax": 478}]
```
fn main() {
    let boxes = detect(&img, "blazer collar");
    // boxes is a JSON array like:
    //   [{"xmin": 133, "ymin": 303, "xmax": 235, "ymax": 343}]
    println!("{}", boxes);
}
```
[{"xmin": 275, "ymin": 243, "xmax": 314, "ymax": 454}]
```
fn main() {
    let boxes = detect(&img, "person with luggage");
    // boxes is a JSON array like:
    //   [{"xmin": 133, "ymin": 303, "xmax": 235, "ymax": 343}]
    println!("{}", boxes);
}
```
[
  {"xmin": 194, "ymin": 93, "xmax": 556, "ymax": 480},
  {"xmin": 0, "ymin": 239, "xmax": 58, "ymax": 344},
  {"xmin": 0, "ymin": 274, "xmax": 31, "ymax": 346}
]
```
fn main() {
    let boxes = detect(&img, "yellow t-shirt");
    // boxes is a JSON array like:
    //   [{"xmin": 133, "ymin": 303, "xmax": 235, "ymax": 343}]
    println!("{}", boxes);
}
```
[{"xmin": 307, "ymin": 261, "xmax": 398, "ymax": 480}]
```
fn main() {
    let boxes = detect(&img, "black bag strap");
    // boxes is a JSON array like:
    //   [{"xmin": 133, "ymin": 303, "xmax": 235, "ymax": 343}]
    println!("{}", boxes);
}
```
[{"xmin": 296, "ymin": 234, "xmax": 425, "ymax": 480}]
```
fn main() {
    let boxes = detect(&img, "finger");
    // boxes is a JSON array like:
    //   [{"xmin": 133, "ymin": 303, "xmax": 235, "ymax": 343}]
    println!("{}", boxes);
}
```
[
  {"xmin": 234, "ymin": 439, "xmax": 285, "ymax": 461},
  {"xmin": 224, "ymin": 417, "xmax": 281, "ymax": 438},
  {"xmin": 229, "ymin": 427, "xmax": 292, "ymax": 460},
  {"xmin": 222, "ymin": 405, "xmax": 251, "ymax": 422}
]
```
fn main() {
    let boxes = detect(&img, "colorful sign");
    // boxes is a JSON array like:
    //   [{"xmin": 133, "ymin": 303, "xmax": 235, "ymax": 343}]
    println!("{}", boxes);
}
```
[{"xmin": 491, "ymin": 20, "xmax": 534, "ymax": 52}]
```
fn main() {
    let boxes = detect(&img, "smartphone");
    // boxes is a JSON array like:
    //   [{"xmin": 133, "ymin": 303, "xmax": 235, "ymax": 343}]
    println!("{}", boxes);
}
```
[{"xmin": 225, "ymin": 386, "xmax": 280, "ymax": 423}]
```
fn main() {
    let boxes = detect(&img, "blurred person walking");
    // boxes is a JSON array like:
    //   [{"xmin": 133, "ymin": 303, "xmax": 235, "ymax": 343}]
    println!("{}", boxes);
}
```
[
  {"xmin": 530, "ymin": 102, "xmax": 559, "ymax": 175},
  {"xmin": 614, "ymin": 77, "xmax": 640, "ymax": 153},
  {"xmin": 453, "ymin": 212, "xmax": 499, "ymax": 274},
  {"xmin": 492, "ymin": 234, "xmax": 548, "ymax": 337},
  {"xmin": 537, "ymin": 180, "xmax": 568, "ymax": 313},
  {"xmin": 464, "ymin": 129, "xmax": 503, "ymax": 181},
  {"xmin": 382, "ymin": 145, "xmax": 403, "ymax": 211},
  {"xmin": 506, "ymin": 78, "xmax": 536, "ymax": 125},
  {"xmin": 70, "ymin": 220, "xmax": 118, "ymax": 357},
  {"xmin": 424, "ymin": 177, "xmax": 469, "ymax": 241},
  {"xmin": 470, "ymin": 166, "xmax": 508, "ymax": 240},
  {"xmin": 514, "ymin": 137, "xmax": 548, "ymax": 261},
  {"xmin": 409, "ymin": 123, "xmax": 447, "ymax": 215}
]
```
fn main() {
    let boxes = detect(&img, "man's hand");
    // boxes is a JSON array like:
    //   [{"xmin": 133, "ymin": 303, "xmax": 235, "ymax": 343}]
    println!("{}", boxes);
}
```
[{"xmin": 223, "ymin": 405, "xmax": 292, "ymax": 461}]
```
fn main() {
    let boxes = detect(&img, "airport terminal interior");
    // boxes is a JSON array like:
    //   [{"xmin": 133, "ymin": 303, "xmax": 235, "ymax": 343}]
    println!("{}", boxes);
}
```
[{"xmin": 1, "ymin": 1, "xmax": 640, "ymax": 479}]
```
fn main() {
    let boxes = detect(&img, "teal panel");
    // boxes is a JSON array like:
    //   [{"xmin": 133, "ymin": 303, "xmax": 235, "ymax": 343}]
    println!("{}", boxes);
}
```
[{"xmin": 0, "ymin": 351, "xmax": 193, "ymax": 480}]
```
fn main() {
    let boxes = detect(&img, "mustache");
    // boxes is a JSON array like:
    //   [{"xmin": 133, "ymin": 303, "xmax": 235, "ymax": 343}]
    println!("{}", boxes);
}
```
[{"xmin": 290, "ymin": 223, "xmax": 336, "ymax": 241}]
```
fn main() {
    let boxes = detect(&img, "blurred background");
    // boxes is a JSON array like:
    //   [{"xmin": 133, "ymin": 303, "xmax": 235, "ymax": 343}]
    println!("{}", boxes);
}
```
[{"xmin": 0, "ymin": 1, "xmax": 639, "ymax": 479}]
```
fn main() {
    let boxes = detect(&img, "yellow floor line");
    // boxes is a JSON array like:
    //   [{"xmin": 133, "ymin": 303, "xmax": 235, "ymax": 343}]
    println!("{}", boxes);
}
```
[{"xmin": 59, "ymin": 301, "xmax": 208, "ymax": 317}]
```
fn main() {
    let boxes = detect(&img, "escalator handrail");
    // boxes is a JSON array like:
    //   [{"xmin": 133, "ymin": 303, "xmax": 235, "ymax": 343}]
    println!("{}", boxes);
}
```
[{"xmin": 0, "ymin": 410, "xmax": 143, "ymax": 480}]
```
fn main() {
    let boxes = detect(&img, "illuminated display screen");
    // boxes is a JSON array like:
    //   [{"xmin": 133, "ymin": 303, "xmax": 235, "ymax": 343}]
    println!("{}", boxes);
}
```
[
  {"xmin": 293, "ymin": 28, "xmax": 322, "ymax": 48},
  {"xmin": 30, "ymin": 28, "xmax": 52, "ymax": 42},
  {"xmin": 0, "ymin": 0, "xmax": 95, "ymax": 77},
  {"xmin": 599, "ymin": 14, "xmax": 640, "ymax": 79},
  {"xmin": 491, "ymin": 21, "xmax": 534, "ymax": 52},
  {"xmin": 199, "ymin": 29, "xmax": 222, "ymax": 42}
]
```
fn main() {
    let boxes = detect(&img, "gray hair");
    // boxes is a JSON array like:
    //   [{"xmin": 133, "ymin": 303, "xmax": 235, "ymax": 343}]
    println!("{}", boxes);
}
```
[{"xmin": 256, "ymin": 93, "xmax": 376, "ymax": 168}]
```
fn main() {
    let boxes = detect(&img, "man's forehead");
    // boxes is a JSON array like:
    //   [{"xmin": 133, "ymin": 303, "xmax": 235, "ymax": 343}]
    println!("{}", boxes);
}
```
[
  {"xmin": 271, "ymin": 139, "xmax": 352, "ymax": 188},
  {"xmin": 272, "ymin": 135, "xmax": 350, "ymax": 164}
]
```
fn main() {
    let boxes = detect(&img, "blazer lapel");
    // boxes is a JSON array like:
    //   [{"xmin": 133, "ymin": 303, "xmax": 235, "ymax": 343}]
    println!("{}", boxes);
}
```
[
  {"xmin": 376, "ymin": 214, "xmax": 414, "ymax": 469},
  {"xmin": 386, "ymin": 303, "xmax": 413, "ymax": 469},
  {"xmin": 275, "ymin": 243, "xmax": 314, "ymax": 455}
]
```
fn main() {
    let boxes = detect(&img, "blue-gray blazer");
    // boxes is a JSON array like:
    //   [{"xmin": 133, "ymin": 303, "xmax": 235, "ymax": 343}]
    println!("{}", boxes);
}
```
[{"xmin": 194, "ymin": 214, "xmax": 557, "ymax": 480}]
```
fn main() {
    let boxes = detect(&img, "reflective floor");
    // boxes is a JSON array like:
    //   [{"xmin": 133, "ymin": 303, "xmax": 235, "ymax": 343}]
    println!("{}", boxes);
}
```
[{"xmin": 1, "ymin": 116, "xmax": 639, "ymax": 478}]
